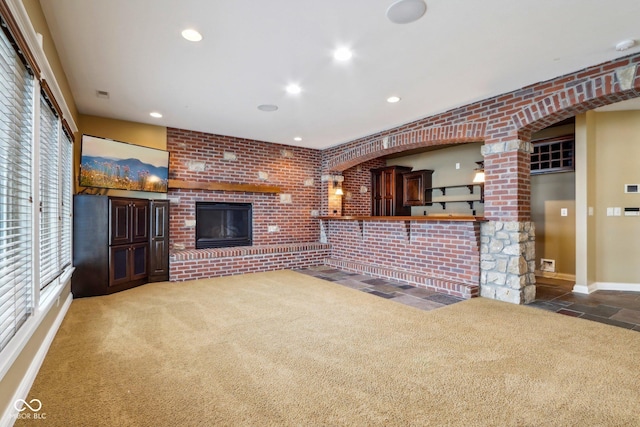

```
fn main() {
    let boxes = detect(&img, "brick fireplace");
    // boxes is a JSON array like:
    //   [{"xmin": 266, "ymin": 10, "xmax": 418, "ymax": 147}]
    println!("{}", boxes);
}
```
[{"xmin": 166, "ymin": 128, "xmax": 329, "ymax": 281}]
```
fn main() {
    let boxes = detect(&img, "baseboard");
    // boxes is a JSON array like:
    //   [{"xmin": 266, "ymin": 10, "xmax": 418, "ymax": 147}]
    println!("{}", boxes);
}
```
[
  {"xmin": 535, "ymin": 270, "xmax": 576, "ymax": 282},
  {"xmin": 0, "ymin": 292, "xmax": 72, "ymax": 427},
  {"xmin": 572, "ymin": 282, "xmax": 640, "ymax": 294}
]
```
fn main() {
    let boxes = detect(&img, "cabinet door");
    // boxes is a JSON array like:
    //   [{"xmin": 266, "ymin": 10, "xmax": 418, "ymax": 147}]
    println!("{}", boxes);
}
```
[
  {"xmin": 403, "ymin": 170, "xmax": 433, "ymax": 206},
  {"xmin": 130, "ymin": 243, "xmax": 148, "ymax": 281},
  {"xmin": 110, "ymin": 199, "xmax": 131, "ymax": 245},
  {"xmin": 131, "ymin": 200, "xmax": 149, "ymax": 243},
  {"xmin": 371, "ymin": 171, "xmax": 383, "ymax": 216},
  {"xmin": 109, "ymin": 245, "xmax": 131, "ymax": 287},
  {"xmin": 382, "ymin": 169, "xmax": 395, "ymax": 215},
  {"xmin": 149, "ymin": 200, "xmax": 169, "ymax": 281},
  {"xmin": 109, "ymin": 243, "xmax": 148, "ymax": 287}
]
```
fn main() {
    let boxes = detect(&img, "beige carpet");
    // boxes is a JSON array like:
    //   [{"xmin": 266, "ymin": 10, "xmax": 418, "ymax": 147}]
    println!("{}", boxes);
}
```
[{"xmin": 16, "ymin": 270, "xmax": 640, "ymax": 426}]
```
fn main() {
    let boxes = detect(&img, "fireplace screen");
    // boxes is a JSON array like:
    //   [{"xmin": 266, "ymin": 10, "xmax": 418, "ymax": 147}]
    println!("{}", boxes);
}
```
[{"xmin": 195, "ymin": 202, "xmax": 252, "ymax": 249}]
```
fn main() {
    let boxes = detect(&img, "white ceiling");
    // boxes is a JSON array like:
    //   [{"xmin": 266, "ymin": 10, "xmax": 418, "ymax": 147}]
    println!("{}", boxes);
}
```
[{"xmin": 39, "ymin": 0, "xmax": 640, "ymax": 150}]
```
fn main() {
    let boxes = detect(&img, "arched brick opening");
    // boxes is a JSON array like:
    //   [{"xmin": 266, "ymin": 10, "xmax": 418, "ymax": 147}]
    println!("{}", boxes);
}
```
[
  {"xmin": 323, "ymin": 123, "xmax": 486, "ymax": 173},
  {"xmin": 320, "ymin": 53, "xmax": 640, "ymax": 305}
]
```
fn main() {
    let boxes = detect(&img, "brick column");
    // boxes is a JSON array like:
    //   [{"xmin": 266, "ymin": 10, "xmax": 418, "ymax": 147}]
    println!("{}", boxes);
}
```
[{"xmin": 479, "ymin": 140, "xmax": 536, "ymax": 304}]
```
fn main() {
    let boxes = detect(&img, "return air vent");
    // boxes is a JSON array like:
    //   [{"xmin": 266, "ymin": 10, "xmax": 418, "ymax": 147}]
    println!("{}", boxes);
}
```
[
  {"xmin": 95, "ymin": 90, "xmax": 110, "ymax": 99},
  {"xmin": 624, "ymin": 184, "xmax": 639, "ymax": 193}
]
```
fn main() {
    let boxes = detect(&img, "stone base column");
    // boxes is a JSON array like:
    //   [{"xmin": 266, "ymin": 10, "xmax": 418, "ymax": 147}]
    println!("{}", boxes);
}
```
[{"xmin": 480, "ymin": 221, "xmax": 536, "ymax": 304}]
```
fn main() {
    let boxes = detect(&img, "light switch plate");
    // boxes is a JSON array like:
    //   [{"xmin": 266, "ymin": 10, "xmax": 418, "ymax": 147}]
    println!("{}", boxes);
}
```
[
  {"xmin": 606, "ymin": 207, "xmax": 614, "ymax": 216},
  {"xmin": 614, "ymin": 207, "xmax": 622, "ymax": 216}
]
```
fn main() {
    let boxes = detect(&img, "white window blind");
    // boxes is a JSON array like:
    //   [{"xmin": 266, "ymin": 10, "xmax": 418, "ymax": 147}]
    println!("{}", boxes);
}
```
[
  {"xmin": 0, "ymin": 24, "xmax": 34, "ymax": 352},
  {"xmin": 60, "ymin": 130, "xmax": 72, "ymax": 270},
  {"xmin": 39, "ymin": 94, "xmax": 60, "ymax": 290}
]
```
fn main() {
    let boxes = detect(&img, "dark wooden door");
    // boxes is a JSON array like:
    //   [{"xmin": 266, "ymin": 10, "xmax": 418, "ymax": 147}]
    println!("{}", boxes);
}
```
[
  {"xmin": 109, "ymin": 245, "xmax": 131, "ymax": 287},
  {"xmin": 130, "ymin": 243, "xmax": 148, "ymax": 281},
  {"xmin": 148, "ymin": 200, "xmax": 169, "ymax": 282},
  {"xmin": 371, "ymin": 170, "xmax": 383, "ymax": 216},
  {"xmin": 382, "ymin": 169, "xmax": 395, "ymax": 215},
  {"xmin": 110, "ymin": 199, "xmax": 131, "ymax": 245},
  {"xmin": 131, "ymin": 200, "xmax": 149, "ymax": 243}
]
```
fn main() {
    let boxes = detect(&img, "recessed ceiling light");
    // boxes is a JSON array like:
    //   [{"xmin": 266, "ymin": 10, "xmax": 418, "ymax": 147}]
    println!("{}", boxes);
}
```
[
  {"xmin": 293, "ymin": 136, "xmax": 302, "ymax": 142},
  {"xmin": 387, "ymin": 96, "xmax": 401, "ymax": 103},
  {"xmin": 257, "ymin": 104, "xmax": 278, "ymax": 112},
  {"xmin": 615, "ymin": 39, "xmax": 636, "ymax": 51},
  {"xmin": 150, "ymin": 112, "xmax": 163, "ymax": 118},
  {"xmin": 333, "ymin": 47, "xmax": 353, "ymax": 61},
  {"xmin": 181, "ymin": 28, "xmax": 203, "ymax": 42},
  {"xmin": 386, "ymin": 0, "xmax": 427, "ymax": 24},
  {"xmin": 285, "ymin": 84, "xmax": 302, "ymax": 95}
]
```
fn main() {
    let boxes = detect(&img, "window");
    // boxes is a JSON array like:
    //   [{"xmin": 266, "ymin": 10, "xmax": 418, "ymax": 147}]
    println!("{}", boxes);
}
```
[
  {"xmin": 0, "ymin": 21, "xmax": 35, "ymax": 352},
  {"xmin": 530, "ymin": 135, "xmax": 574, "ymax": 174},
  {"xmin": 0, "ymin": 14, "xmax": 73, "ymax": 355},
  {"xmin": 39, "ymin": 93, "xmax": 61, "ymax": 290}
]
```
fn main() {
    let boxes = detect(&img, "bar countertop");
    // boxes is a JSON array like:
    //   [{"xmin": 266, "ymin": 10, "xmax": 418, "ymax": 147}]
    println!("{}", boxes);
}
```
[{"xmin": 317, "ymin": 215, "xmax": 486, "ymax": 222}]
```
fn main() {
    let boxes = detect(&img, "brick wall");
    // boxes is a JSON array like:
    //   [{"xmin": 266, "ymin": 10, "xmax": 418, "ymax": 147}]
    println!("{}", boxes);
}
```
[
  {"xmin": 323, "ymin": 219, "xmax": 481, "ymax": 298},
  {"xmin": 170, "ymin": 243, "xmax": 330, "ymax": 281},
  {"xmin": 342, "ymin": 158, "xmax": 385, "ymax": 216},
  {"xmin": 167, "ymin": 128, "xmax": 322, "ymax": 249},
  {"xmin": 322, "ymin": 53, "xmax": 640, "ymax": 222}
]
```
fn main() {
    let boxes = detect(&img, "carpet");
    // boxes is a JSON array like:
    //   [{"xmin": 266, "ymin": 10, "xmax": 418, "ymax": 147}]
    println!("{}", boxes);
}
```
[{"xmin": 15, "ymin": 270, "xmax": 640, "ymax": 426}]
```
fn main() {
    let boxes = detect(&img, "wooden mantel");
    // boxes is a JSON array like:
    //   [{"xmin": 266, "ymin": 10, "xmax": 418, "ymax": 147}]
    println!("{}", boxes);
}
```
[{"xmin": 168, "ymin": 179, "xmax": 281, "ymax": 193}]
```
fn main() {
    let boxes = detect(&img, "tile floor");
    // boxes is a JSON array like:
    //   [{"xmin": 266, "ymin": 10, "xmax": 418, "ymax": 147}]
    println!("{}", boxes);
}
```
[{"xmin": 296, "ymin": 266, "xmax": 640, "ymax": 332}]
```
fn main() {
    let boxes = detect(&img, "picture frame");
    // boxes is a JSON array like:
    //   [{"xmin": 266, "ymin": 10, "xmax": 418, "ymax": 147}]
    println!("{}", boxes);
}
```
[{"xmin": 79, "ymin": 134, "xmax": 170, "ymax": 193}]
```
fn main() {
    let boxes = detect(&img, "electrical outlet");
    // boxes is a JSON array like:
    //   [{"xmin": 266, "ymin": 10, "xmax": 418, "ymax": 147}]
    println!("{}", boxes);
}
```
[
  {"xmin": 614, "ymin": 207, "xmax": 622, "ymax": 216},
  {"xmin": 560, "ymin": 208, "xmax": 568, "ymax": 217},
  {"xmin": 607, "ymin": 207, "xmax": 614, "ymax": 216},
  {"xmin": 455, "ymin": 162, "xmax": 460, "ymax": 169},
  {"xmin": 268, "ymin": 225, "xmax": 280, "ymax": 233}
]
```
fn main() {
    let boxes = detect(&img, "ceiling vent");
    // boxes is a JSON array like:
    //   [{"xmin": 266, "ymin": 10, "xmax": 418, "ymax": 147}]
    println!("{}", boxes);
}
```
[{"xmin": 95, "ymin": 90, "xmax": 110, "ymax": 99}]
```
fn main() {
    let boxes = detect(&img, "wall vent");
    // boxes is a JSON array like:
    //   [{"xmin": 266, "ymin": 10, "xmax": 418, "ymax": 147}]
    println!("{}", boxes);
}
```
[
  {"xmin": 624, "ymin": 184, "xmax": 639, "ymax": 193},
  {"xmin": 540, "ymin": 258, "xmax": 555, "ymax": 273}
]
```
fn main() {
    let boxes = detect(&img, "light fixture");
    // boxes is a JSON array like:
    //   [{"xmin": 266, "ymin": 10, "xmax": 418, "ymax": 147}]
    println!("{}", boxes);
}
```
[
  {"xmin": 181, "ymin": 28, "xmax": 203, "ymax": 42},
  {"xmin": 386, "ymin": 0, "xmax": 427, "ymax": 24},
  {"xmin": 473, "ymin": 161, "xmax": 485, "ymax": 183},
  {"xmin": 333, "ymin": 180, "xmax": 344, "ymax": 196},
  {"xmin": 293, "ymin": 136, "xmax": 302, "ymax": 142},
  {"xmin": 150, "ymin": 112, "xmax": 163, "ymax": 118},
  {"xmin": 333, "ymin": 47, "xmax": 353, "ymax": 61},
  {"xmin": 615, "ymin": 39, "xmax": 636, "ymax": 52},
  {"xmin": 387, "ymin": 96, "xmax": 401, "ymax": 103},
  {"xmin": 286, "ymin": 84, "xmax": 302, "ymax": 95}
]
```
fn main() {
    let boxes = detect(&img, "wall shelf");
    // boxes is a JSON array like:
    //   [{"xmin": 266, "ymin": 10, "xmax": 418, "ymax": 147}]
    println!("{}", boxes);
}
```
[
  {"xmin": 424, "ymin": 183, "xmax": 484, "ymax": 209},
  {"xmin": 168, "ymin": 179, "xmax": 281, "ymax": 193}
]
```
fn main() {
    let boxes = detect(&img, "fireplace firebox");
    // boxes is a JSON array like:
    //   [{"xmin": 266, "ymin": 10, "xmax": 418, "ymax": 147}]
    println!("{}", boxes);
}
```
[{"xmin": 195, "ymin": 202, "xmax": 252, "ymax": 249}]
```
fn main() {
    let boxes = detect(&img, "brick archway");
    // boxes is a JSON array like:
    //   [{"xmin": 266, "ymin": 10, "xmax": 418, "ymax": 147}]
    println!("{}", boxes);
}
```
[{"xmin": 321, "ymin": 53, "xmax": 640, "ymax": 305}]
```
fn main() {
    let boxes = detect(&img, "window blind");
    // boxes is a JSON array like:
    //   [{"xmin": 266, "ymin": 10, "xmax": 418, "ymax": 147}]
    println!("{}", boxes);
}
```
[
  {"xmin": 0, "ymin": 24, "xmax": 34, "ymax": 352},
  {"xmin": 39, "ymin": 94, "xmax": 60, "ymax": 290},
  {"xmin": 60, "ymin": 130, "xmax": 72, "ymax": 270}
]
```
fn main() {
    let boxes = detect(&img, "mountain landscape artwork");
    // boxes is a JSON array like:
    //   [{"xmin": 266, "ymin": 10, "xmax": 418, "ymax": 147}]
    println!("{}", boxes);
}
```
[{"xmin": 80, "ymin": 135, "xmax": 169, "ymax": 193}]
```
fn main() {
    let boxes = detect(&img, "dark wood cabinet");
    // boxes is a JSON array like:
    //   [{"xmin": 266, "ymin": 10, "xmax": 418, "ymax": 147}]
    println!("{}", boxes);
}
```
[
  {"xmin": 371, "ymin": 166, "xmax": 412, "ymax": 216},
  {"xmin": 148, "ymin": 200, "xmax": 169, "ymax": 282},
  {"xmin": 402, "ymin": 169, "xmax": 434, "ymax": 206},
  {"xmin": 72, "ymin": 195, "xmax": 168, "ymax": 298}
]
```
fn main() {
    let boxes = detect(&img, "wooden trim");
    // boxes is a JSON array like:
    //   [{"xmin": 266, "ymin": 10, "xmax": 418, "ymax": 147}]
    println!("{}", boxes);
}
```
[
  {"xmin": 41, "ymin": 79, "xmax": 62, "ymax": 118},
  {"xmin": 168, "ymin": 179, "xmax": 281, "ymax": 194},
  {"xmin": 0, "ymin": 0, "xmax": 40, "ymax": 78}
]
